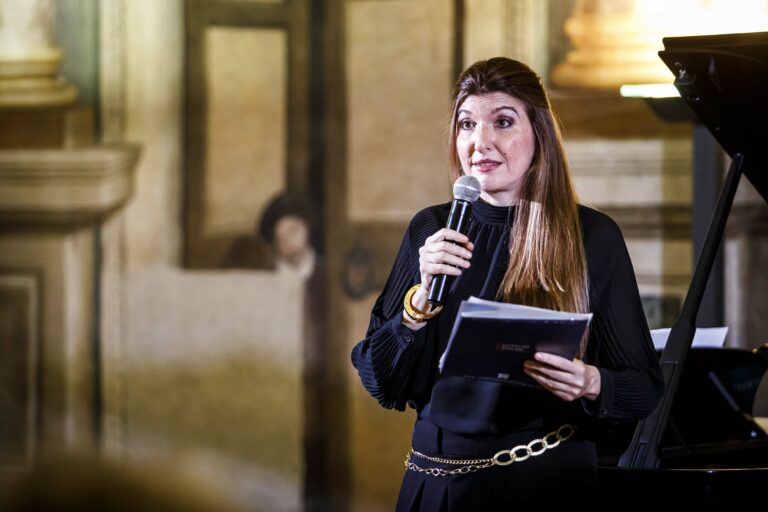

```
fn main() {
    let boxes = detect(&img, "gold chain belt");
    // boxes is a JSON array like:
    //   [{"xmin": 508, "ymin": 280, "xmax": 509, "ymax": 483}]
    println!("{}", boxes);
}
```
[{"xmin": 404, "ymin": 424, "xmax": 577, "ymax": 477}]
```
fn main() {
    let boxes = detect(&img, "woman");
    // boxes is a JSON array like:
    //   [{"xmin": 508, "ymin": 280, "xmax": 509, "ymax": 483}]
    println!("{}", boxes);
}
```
[
  {"xmin": 258, "ymin": 193, "xmax": 318, "ymax": 278},
  {"xmin": 351, "ymin": 57, "xmax": 664, "ymax": 509}
]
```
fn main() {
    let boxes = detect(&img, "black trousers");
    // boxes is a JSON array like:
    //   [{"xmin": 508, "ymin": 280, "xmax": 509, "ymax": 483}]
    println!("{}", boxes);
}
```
[{"xmin": 396, "ymin": 419, "xmax": 598, "ymax": 511}]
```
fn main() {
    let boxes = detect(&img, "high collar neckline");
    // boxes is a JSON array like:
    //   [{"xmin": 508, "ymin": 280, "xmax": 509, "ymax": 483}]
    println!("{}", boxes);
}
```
[{"xmin": 472, "ymin": 200, "xmax": 515, "ymax": 225}]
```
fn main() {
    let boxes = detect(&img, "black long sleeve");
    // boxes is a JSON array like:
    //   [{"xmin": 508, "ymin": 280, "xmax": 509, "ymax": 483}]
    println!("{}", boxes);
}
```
[
  {"xmin": 581, "ymin": 211, "xmax": 665, "ymax": 421},
  {"xmin": 351, "ymin": 201, "xmax": 664, "ymax": 433},
  {"xmin": 350, "ymin": 206, "xmax": 446, "ymax": 410}
]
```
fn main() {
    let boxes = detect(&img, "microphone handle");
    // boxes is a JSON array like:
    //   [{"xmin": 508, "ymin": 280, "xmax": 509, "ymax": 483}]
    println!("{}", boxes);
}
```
[{"xmin": 428, "ymin": 199, "xmax": 473, "ymax": 306}]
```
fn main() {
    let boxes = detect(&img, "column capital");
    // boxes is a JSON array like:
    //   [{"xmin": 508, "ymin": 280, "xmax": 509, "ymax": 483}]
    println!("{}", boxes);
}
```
[
  {"xmin": 0, "ymin": 144, "xmax": 140, "ymax": 226},
  {"xmin": 0, "ymin": 0, "xmax": 77, "ymax": 108}
]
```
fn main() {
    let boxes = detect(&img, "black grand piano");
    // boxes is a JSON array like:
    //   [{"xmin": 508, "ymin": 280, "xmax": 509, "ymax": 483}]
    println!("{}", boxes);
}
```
[{"xmin": 598, "ymin": 31, "xmax": 768, "ymax": 504}]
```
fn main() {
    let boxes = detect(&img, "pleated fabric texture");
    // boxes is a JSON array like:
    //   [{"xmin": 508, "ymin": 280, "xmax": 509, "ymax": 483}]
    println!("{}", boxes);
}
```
[{"xmin": 351, "ymin": 200, "xmax": 664, "ymax": 509}]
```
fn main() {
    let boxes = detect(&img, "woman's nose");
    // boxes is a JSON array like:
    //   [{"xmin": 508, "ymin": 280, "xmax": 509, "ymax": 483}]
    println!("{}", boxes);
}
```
[{"xmin": 472, "ymin": 123, "xmax": 493, "ymax": 151}]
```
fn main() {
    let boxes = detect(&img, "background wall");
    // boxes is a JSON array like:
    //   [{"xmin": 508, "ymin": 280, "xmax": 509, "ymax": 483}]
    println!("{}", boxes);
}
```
[{"xmin": 123, "ymin": 0, "xmax": 184, "ymax": 268}]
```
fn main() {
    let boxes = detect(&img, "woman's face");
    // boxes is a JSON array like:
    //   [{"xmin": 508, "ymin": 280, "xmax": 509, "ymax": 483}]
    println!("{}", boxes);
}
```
[{"xmin": 455, "ymin": 92, "xmax": 536, "ymax": 206}]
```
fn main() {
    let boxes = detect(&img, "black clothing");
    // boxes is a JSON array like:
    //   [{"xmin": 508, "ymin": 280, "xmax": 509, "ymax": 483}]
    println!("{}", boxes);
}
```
[
  {"xmin": 397, "ymin": 420, "xmax": 598, "ymax": 510},
  {"xmin": 350, "ymin": 200, "xmax": 664, "ymax": 509}
]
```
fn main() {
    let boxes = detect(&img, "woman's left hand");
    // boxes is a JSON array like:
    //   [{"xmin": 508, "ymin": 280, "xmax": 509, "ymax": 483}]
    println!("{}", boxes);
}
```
[{"xmin": 523, "ymin": 352, "xmax": 601, "ymax": 402}]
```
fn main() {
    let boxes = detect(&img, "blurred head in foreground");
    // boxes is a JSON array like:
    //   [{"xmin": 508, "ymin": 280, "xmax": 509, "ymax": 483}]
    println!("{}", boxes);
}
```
[{"xmin": 1, "ymin": 453, "xmax": 247, "ymax": 512}]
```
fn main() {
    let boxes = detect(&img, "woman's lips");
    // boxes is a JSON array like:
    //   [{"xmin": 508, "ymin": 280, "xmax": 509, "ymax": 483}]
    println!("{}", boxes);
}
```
[{"xmin": 472, "ymin": 160, "xmax": 501, "ymax": 172}]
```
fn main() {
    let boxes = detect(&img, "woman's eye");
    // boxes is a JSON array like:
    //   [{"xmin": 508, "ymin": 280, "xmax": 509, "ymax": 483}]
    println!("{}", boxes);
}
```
[
  {"xmin": 496, "ymin": 117, "xmax": 513, "ymax": 128},
  {"xmin": 459, "ymin": 119, "xmax": 474, "ymax": 130}
]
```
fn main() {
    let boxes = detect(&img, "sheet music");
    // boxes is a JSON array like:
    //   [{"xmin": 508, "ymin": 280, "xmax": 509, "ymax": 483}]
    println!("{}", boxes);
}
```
[{"xmin": 650, "ymin": 326, "xmax": 728, "ymax": 351}]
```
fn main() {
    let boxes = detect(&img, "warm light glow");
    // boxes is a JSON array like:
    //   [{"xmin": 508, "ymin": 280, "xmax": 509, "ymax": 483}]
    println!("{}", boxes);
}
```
[
  {"xmin": 629, "ymin": 1, "xmax": 768, "ymax": 87},
  {"xmin": 640, "ymin": 0, "xmax": 768, "ymax": 38},
  {"xmin": 619, "ymin": 84, "xmax": 680, "ymax": 98},
  {"xmin": 552, "ymin": 0, "xmax": 768, "ymax": 89}
]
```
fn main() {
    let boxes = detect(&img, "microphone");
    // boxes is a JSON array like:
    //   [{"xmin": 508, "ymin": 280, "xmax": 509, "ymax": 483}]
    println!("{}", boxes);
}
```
[{"xmin": 428, "ymin": 175, "xmax": 481, "ymax": 307}]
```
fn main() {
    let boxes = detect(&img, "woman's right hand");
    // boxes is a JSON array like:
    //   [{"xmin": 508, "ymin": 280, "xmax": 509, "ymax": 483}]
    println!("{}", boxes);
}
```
[{"xmin": 410, "ymin": 228, "xmax": 474, "ymax": 313}]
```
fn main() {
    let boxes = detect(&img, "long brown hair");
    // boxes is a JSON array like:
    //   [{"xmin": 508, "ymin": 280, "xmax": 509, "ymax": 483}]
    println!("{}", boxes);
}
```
[{"xmin": 449, "ymin": 57, "xmax": 589, "ymax": 351}]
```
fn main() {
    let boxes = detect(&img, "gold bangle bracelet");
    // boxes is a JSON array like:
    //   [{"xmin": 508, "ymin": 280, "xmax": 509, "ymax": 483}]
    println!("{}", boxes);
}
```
[{"xmin": 403, "ymin": 284, "xmax": 443, "ymax": 322}]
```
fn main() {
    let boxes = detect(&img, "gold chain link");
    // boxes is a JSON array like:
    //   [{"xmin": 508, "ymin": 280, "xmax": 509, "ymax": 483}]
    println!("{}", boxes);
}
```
[{"xmin": 404, "ymin": 424, "xmax": 576, "ymax": 477}]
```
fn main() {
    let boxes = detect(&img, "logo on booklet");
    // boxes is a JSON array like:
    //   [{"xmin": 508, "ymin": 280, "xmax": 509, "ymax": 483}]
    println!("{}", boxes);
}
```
[{"xmin": 495, "ymin": 342, "xmax": 529, "ymax": 353}]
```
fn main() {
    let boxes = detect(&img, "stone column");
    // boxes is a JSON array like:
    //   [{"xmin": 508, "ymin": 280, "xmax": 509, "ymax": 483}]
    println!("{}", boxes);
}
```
[
  {"xmin": 0, "ymin": 145, "xmax": 139, "ymax": 471},
  {"xmin": 0, "ymin": 0, "xmax": 92, "ymax": 149},
  {"xmin": 551, "ymin": 0, "xmax": 673, "ymax": 89},
  {"xmin": 551, "ymin": 0, "xmax": 768, "ymax": 90},
  {"xmin": 0, "ymin": 0, "xmax": 140, "ymax": 473},
  {"xmin": 0, "ymin": 0, "xmax": 76, "ymax": 107}
]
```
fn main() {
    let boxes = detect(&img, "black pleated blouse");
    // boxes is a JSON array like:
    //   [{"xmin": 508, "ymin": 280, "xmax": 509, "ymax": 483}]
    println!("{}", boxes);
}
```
[{"xmin": 351, "ymin": 200, "xmax": 664, "ymax": 435}]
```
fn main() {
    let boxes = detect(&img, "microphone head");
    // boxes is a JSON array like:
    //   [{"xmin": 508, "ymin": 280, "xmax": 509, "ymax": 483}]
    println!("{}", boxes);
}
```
[{"xmin": 453, "ymin": 175, "xmax": 481, "ymax": 202}]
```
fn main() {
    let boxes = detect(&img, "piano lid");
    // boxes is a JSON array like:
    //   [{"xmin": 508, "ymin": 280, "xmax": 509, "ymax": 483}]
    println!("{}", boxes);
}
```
[{"xmin": 659, "ymin": 31, "xmax": 768, "ymax": 203}]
